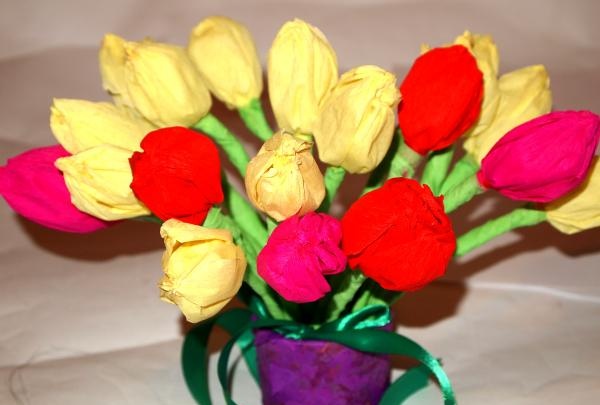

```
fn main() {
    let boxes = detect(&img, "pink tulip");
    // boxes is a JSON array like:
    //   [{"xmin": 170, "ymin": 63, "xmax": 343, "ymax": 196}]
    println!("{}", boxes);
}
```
[
  {"xmin": 0, "ymin": 145, "xmax": 112, "ymax": 233},
  {"xmin": 257, "ymin": 212, "xmax": 346, "ymax": 303},
  {"xmin": 477, "ymin": 110, "xmax": 600, "ymax": 202}
]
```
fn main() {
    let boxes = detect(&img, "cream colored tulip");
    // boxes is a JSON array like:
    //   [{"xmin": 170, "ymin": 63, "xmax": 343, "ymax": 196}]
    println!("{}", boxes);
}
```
[
  {"xmin": 158, "ymin": 219, "xmax": 246, "ymax": 323},
  {"xmin": 99, "ymin": 33, "xmax": 212, "ymax": 127},
  {"xmin": 464, "ymin": 64, "xmax": 552, "ymax": 163},
  {"xmin": 50, "ymin": 98, "xmax": 155, "ymax": 154},
  {"xmin": 245, "ymin": 131, "xmax": 325, "ymax": 221},
  {"xmin": 313, "ymin": 65, "xmax": 400, "ymax": 174},
  {"xmin": 55, "ymin": 145, "xmax": 150, "ymax": 220},
  {"xmin": 268, "ymin": 19, "xmax": 338, "ymax": 134},
  {"xmin": 188, "ymin": 16, "xmax": 262, "ymax": 109},
  {"xmin": 545, "ymin": 158, "xmax": 600, "ymax": 234}
]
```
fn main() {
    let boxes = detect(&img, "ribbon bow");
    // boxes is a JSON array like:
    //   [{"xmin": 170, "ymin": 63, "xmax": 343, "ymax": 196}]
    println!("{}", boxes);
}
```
[{"xmin": 181, "ymin": 300, "xmax": 456, "ymax": 405}]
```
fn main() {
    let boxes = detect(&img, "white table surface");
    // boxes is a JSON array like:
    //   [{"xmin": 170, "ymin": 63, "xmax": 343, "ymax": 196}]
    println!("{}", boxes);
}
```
[{"xmin": 1, "ymin": 1, "xmax": 600, "ymax": 404}]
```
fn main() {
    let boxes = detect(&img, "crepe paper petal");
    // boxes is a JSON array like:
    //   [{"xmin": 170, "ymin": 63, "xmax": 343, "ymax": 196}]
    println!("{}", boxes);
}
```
[
  {"xmin": 159, "ymin": 219, "xmax": 246, "ymax": 323},
  {"xmin": 257, "ymin": 212, "xmax": 346, "ymax": 303},
  {"xmin": 341, "ymin": 178, "xmax": 456, "ymax": 291},
  {"xmin": 477, "ymin": 110, "xmax": 600, "ymax": 203},
  {"xmin": 99, "ymin": 33, "xmax": 211, "ymax": 127},
  {"xmin": 188, "ymin": 16, "xmax": 263, "ymax": 109},
  {"xmin": 130, "ymin": 126, "xmax": 224, "ymax": 224},
  {"xmin": 245, "ymin": 131, "xmax": 325, "ymax": 221},
  {"xmin": 398, "ymin": 45, "xmax": 483, "ymax": 155},
  {"xmin": 313, "ymin": 65, "xmax": 400, "ymax": 174},
  {"xmin": 0, "ymin": 145, "xmax": 112, "ymax": 233},
  {"xmin": 268, "ymin": 19, "xmax": 338, "ymax": 134},
  {"xmin": 545, "ymin": 157, "xmax": 600, "ymax": 234}
]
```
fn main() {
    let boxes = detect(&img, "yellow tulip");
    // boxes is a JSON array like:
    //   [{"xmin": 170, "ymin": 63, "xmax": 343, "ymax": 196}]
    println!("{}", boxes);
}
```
[
  {"xmin": 188, "ymin": 16, "xmax": 263, "ymax": 109},
  {"xmin": 245, "ymin": 131, "xmax": 325, "ymax": 221},
  {"xmin": 99, "ymin": 33, "xmax": 212, "ymax": 127},
  {"xmin": 464, "ymin": 64, "xmax": 552, "ymax": 163},
  {"xmin": 50, "ymin": 98, "xmax": 155, "ymax": 154},
  {"xmin": 55, "ymin": 145, "xmax": 150, "ymax": 220},
  {"xmin": 268, "ymin": 19, "xmax": 338, "ymax": 134},
  {"xmin": 158, "ymin": 219, "xmax": 246, "ymax": 323},
  {"xmin": 313, "ymin": 65, "xmax": 400, "ymax": 174},
  {"xmin": 545, "ymin": 158, "xmax": 600, "ymax": 234}
]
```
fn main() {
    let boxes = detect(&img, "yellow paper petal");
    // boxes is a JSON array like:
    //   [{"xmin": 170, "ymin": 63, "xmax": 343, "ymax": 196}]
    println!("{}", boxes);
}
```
[
  {"xmin": 313, "ymin": 65, "xmax": 400, "ymax": 174},
  {"xmin": 546, "ymin": 158, "xmax": 600, "ymax": 234},
  {"xmin": 267, "ymin": 19, "xmax": 338, "ymax": 134},
  {"xmin": 50, "ymin": 98, "xmax": 155, "ymax": 154},
  {"xmin": 188, "ymin": 16, "xmax": 263, "ymax": 109},
  {"xmin": 55, "ymin": 145, "xmax": 149, "ymax": 220}
]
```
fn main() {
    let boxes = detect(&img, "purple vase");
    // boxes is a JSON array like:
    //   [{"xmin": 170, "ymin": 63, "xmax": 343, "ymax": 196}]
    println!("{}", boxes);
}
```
[{"xmin": 254, "ymin": 328, "xmax": 391, "ymax": 405}]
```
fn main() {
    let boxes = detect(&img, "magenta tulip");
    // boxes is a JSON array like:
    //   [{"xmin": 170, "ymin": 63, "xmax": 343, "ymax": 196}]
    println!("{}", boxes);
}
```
[
  {"xmin": 477, "ymin": 110, "xmax": 600, "ymax": 202},
  {"xmin": 257, "ymin": 212, "xmax": 346, "ymax": 303},
  {"xmin": 0, "ymin": 145, "xmax": 112, "ymax": 233}
]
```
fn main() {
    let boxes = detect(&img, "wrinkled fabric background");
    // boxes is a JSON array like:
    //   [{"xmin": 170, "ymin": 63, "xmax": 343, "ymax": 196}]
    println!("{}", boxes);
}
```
[{"xmin": 1, "ymin": 0, "xmax": 600, "ymax": 404}]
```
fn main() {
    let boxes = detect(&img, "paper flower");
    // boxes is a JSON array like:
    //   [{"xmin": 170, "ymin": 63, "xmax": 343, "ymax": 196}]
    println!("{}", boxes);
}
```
[
  {"xmin": 55, "ymin": 144, "xmax": 150, "ymax": 220},
  {"xmin": 464, "ymin": 65, "xmax": 552, "ymax": 163},
  {"xmin": 188, "ymin": 16, "xmax": 263, "ymax": 109},
  {"xmin": 129, "ymin": 127, "xmax": 223, "ymax": 225},
  {"xmin": 257, "ymin": 212, "xmax": 346, "ymax": 303},
  {"xmin": 245, "ymin": 131, "xmax": 325, "ymax": 221},
  {"xmin": 268, "ymin": 19, "xmax": 338, "ymax": 134},
  {"xmin": 99, "ymin": 33, "xmax": 211, "ymax": 127},
  {"xmin": 159, "ymin": 219, "xmax": 246, "ymax": 323},
  {"xmin": 50, "ymin": 98, "xmax": 155, "ymax": 154},
  {"xmin": 341, "ymin": 178, "xmax": 456, "ymax": 291},
  {"xmin": 477, "ymin": 110, "xmax": 600, "ymax": 202},
  {"xmin": 0, "ymin": 145, "xmax": 111, "ymax": 233},
  {"xmin": 398, "ymin": 45, "xmax": 483, "ymax": 155},
  {"xmin": 313, "ymin": 65, "xmax": 400, "ymax": 174},
  {"xmin": 545, "ymin": 157, "xmax": 600, "ymax": 234}
]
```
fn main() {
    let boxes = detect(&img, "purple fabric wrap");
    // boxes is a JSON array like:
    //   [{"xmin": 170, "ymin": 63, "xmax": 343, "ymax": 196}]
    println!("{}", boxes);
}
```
[{"xmin": 254, "ymin": 329, "xmax": 391, "ymax": 405}]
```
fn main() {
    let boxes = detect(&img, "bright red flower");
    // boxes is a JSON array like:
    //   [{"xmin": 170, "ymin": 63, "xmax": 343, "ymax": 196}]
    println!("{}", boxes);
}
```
[
  {"xmin": 398, "ymin": 45, "xmax": 483, "ymax": 155},
  {"xmin": 129, "ymin": 126, "xmax": 223, "ymax": 224},
  {"xmin": 341, "ymin": 178, "xmax": 455, "ymax": 291}
]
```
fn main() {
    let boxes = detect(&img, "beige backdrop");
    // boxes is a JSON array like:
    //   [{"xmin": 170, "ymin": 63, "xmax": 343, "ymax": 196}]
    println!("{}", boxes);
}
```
[{"xmin": 1, "ymin": 0, "xmax": 600, "ymax": 404}]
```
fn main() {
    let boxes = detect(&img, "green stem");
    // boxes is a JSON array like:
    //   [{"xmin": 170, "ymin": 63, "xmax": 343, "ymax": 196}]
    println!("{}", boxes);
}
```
[
  {"xmin": 443, "ymin": 175, "xmax": 483, "ymax": 213},
  {"xmin": 223, "ymin": 181, "xmax": 268, "ymax": 246},
  {"xmin": 362, "ymin": 130, "xmax": 401, "ymax": 195},
  {"xmin": 320, "ymin": 166, "xmax": 346, "ymax": 212},
  {"xmin": 237, "ymin": 98, "xmax": 274, "ymax": 142},
  {"xmin": 421, "ymin": 146, "xmax": 455, "ymax": 195},
  {"xmin": 203, "ymin": 208, "xmax": 289, "ymax": 319},
  {"xmin": 456, "ymin": 206, "xmax": 547, "ymax": 256},
  {"xmin": 193, "ymin": 113, "xmax": 250, "ymax": 177},
  {"xmin": 388, "ymin": 137, "xmax": 423, "ymax": 179},
  {"xmin": 440, "ymin": 154, "xmax": 479, "ymax": 195},
  {"xmin": 325, "ymin": 271, "xmax": 366, "ymax": 322}
]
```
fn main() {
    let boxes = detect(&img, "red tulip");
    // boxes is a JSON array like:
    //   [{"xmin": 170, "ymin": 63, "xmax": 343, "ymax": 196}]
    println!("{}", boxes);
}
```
[
  {"xmin": 398, "ymin": 45, "xmax": 483, "ymax": 155},
  {"xmin": 341, "ymin": 178, "xmax": 455, "ymax": 291},
  {"xmin": 129, "ymin": 127, "xmax": 223, "ymax": 224}
]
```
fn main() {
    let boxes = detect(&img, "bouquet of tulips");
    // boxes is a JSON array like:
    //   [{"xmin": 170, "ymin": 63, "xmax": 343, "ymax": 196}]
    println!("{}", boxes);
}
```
[{"xmin": 1, "ymin": 16, "xmax": 599, "ymax": 405}]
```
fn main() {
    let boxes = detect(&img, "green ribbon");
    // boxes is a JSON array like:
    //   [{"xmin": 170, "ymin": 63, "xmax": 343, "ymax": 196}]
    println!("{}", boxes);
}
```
[{"xmin": 182, "ymin": 303, "xmax": 456, "ymax": 405}]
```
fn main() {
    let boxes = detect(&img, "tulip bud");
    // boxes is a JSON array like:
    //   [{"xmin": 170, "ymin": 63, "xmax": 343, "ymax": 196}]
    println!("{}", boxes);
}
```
[
  {"xmin": 464, "ymin": 65, "xmax": 552, "ymax": 163},
  {"xmin": 545, "ymin": 157, "xmax": 600, "ymax": 234},
  {"xmin": 50, "ymin": 98, "xmax": 155, "ymax": 154},
  {"xmin": 245, "ymin": 131, "xmax": 325, "ymax": 221},
  {"xmin": 0, "ymin": 145, "xmax": 111, "ymax": 233},
  {"xmin": 268, "ymin": 19, "xmax": 338, "ymax": 134},
  {"xmin": 477, "ymin": 110, "xmax": 600, "ymax": 203},
  {"xmin": 398, "ymin": 45, "xmax": 484, "ymax": 155},
  {"xmin": 159, "ymin": 219, "xmax": 246, "ymax": 323},
  {"xmin": 313, "ymin": 65, "xmax": 400, "ymax": 174},
  {"xmin": 99, "ymin": 33, "xmax": 212, "ymax": 127},
  {"xmin": 188, "ymin": 16, "xmax": 263, "ymax": 109},
  {"xmin": 55, "ymin": 145, "xmax": 150, "ymax": 220}
]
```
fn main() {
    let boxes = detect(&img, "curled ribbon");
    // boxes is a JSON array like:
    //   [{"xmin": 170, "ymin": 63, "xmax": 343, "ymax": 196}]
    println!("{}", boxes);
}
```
[{"xmin": 181, "ymin": 300, "xmax": 456, "ymax": 405}]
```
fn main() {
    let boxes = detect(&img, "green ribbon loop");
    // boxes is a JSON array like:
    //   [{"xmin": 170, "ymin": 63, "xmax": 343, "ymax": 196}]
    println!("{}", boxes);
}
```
[{"xmin": 182, "ymin": 305, "xmax": 456, "ymax": 405}]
